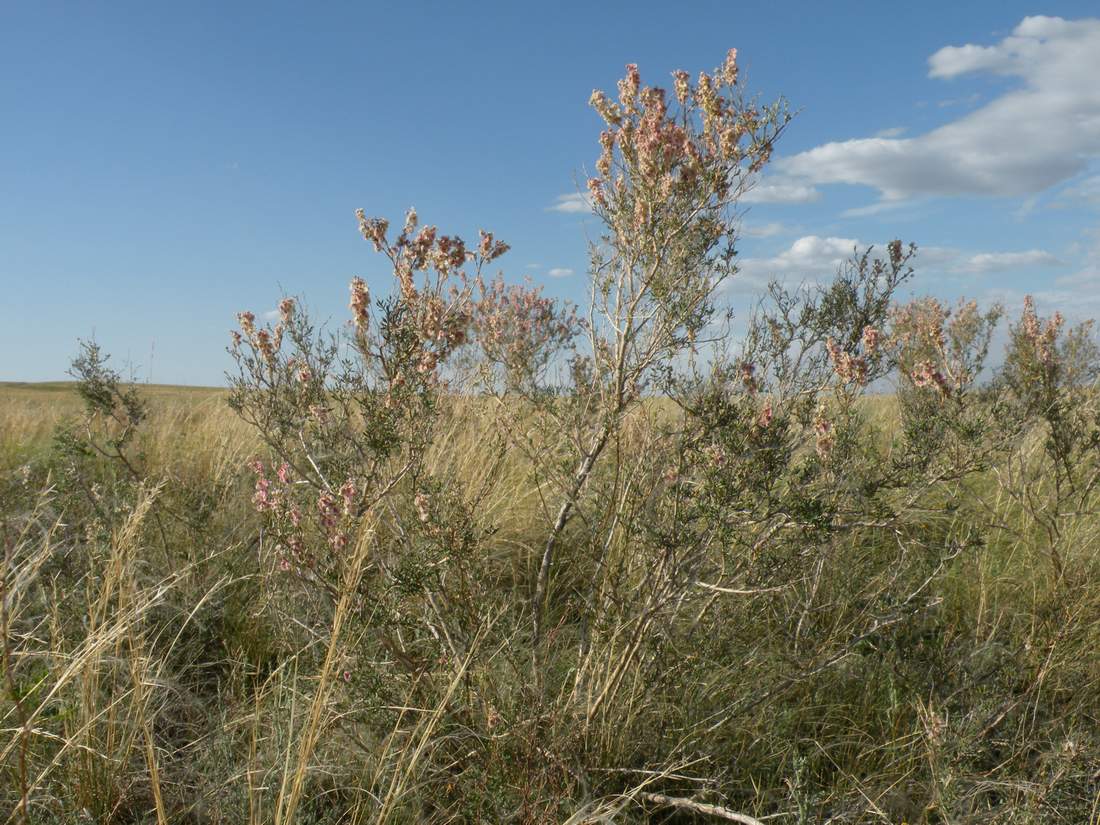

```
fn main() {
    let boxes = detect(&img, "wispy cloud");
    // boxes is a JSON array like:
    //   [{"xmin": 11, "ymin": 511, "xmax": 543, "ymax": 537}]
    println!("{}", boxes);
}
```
[
  {"xmin": 741, "ymin": 179, "xmax": 821, "ymax": 204},
  {"xmin": 1054, "ymin": 174, "xmax": 1100, "ymax": 207},
  {"xmin": 741, "ymin": 221, "xmax": 792, "ymax": 238},
  {"xmin": 936, "ymin": 92, "xmax": 981, "ymax": 108},
  {"xmin": 955, "ymin": 250, "xmax": 1065, "ymax": 273},
  {"xmin": 547, "ymin": 267, "xmax": 574, "ymax": 278},
  {"xmin": 840, "ymin": 199, "xmax": 920, "ymax": 218},
  {"xmin": 735, "ymin": 236, "xmax": 1065, "ymax": 287},
  {"xmin": 548, "ymin": 193, "xmax": 592, "ymax": 213},
  {"xmin": 1055, "ymin": 227, "xmax": 1100, "ymax": 289}
]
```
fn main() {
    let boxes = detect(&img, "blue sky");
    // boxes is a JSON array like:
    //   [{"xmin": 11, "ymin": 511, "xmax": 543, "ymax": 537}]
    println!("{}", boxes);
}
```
[{"xmin": 4, "ymin": 2, "xmax": 1100, "ymax": 384}]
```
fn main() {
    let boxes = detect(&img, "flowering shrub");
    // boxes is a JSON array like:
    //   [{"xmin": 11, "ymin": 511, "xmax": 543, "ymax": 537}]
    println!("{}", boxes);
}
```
[
  {"xmin": 994, "ymin": 297, "xmax": 1100, "ymax": 579},
  {"xmin": 221, "ymin": 54, "xmax": 1100, "ymax": 818},
  {"xmin": 16, "ymin": 48, "xmax": 1100, "ymax": 825},
  {"xmin": 891, "ymin": 296, "xmax": 1002, "ymax": 398},
  {"xmin": 470, "ymin": 273, "xmax": 579, "ymax": 392},
  {"xmin": 226, "ymin": 227, "xmax": 542, "ymax": 825},
  {"xmin": 1004, "ymin": 295, "xmax": 1099, "ymax": 414},
  {"xmin": 521, "ymin": 53, "xmax": 791, "ymax": 652}
]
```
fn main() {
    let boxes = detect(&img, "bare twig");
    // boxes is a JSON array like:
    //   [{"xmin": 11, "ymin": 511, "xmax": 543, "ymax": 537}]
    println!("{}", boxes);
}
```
[{"xmin": 640, "ymin": 792, "xmax": 766, "ymax": 825}]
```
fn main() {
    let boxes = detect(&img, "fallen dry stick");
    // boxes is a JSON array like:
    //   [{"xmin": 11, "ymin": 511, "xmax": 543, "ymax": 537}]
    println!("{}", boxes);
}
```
[{"xmin": 641, "ymin": 792, "xmax": 765, "ymax": 824}]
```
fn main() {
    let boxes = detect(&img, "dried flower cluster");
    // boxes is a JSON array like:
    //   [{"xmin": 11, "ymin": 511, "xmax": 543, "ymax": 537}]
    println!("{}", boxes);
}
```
[
  {"xmin": 249, "ymin": 458, "xmax": 367, "ymax": 571},
  {"xmin": 1018, "ymin": 295, "xmax": 1064, "ymax": 369},
  {"xmin": 587, "ymin": 50, "xmax": 786, "ymax": 244},
  {"xmin": 890, "ymin": 297, "xmax": 999, "ymax": 398},
  {"xmin": 813, "ymin": 403, "xmax": 835, "ymax": 459},
  {"xmin": 471, "ymin": 274, "xmax": 578, "ymax": 387},
  {"xmin": 825, "ymin": 337, "xmax": 869, "ymax": 386},
  {"xmin": 234, "ymin": 309, "xmax": 286, "ymax": 368}
]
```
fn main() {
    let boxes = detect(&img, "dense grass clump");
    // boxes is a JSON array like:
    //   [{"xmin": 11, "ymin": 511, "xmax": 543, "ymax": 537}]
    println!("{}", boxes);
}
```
[{"xmin": 4, "ymin": 51, "xmax": 1100, "ymax": 824}]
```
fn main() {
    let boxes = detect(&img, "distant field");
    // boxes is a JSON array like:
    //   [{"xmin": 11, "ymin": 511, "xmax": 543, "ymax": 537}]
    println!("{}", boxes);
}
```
[
  {"xmin": 0, "ymin": 380, "xmax": 225, "ymax": 398},
  {"xmin": 0, "ymin": 381, "xmax": 242, "ymax": 466},
  {"xmin": 0, "ymin": 380, "xmax": 903, "ymax": 460}
]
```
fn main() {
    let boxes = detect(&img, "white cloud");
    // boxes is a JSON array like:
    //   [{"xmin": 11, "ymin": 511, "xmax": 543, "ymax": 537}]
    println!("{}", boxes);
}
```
[
  {"xmin": 910, "ymin": 245, "xmax": 1064, "ymax": 274},
  {"xmin": 926, "ymin": 16, "xmax": 1079, "ymax": 79},
  {"xmin": 736, "ymin": 235, "xmax": 862, "ymax": 286},
  {"xmin": 776, "ymin": 16, "xmax": 1100, "ymax": 201},
  {"xmin": 734, "ymin": 236, "xmax": 1064, "ymax": 287},
  {"xmin": 927, "ymin": 44, "xmax": 1008, "ymax": 79},
  {"xmin": 956, "ymin": 249, "xmax": 1065, "ymax": 273},
  {"xmin": 741, "ymin": 179, "xmax": 821, "ymax": 204},
  {"xmin": 548, "ymin": 193, "xmax": 592, "ymax": 213},
  {"xmin": 547, "ymin": 267, "xmax": 574, "ymax": 278},
  {"xmin": 1055, "ymin": 268, "xmax": 1100, "ymax": 288},
  {"xmin": 1032, "ymin": 287, "xmax": 1100, "ymax": 313},
  {"xmin": 770, "ymin": 235, "xmax": 860, "ymax": 269},
  {"xmin": 741, "ymin": 221, "xmax": 791, "ymax": 238},
  {"xmin": 874, "ymin": 126, "xmax": 907, "ymax": 138}
]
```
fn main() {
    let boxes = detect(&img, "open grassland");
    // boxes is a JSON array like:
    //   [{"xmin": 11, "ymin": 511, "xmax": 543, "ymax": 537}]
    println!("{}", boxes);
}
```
[
  {"xmin": 0, "ymin": 384, "xmax": 243, "ymax": 463},
  {"xmin": 1, "ymin": 381, "xmax": 1099, "ymax": 824}
]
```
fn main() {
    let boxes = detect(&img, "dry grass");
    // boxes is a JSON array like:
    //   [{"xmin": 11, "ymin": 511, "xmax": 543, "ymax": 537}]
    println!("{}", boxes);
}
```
[{"xmin": 1, "ymin": 382, "xmax": 1099, "ymax": 823}]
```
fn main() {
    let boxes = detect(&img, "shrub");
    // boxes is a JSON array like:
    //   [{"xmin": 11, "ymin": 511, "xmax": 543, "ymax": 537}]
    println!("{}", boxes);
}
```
[{"xmin": 4, "ymin": 49, "xmax": 1100, "ymax": 824}]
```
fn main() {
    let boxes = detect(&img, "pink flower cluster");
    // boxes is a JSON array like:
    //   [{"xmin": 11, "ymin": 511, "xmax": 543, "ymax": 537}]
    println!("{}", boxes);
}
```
[
  {"xmin": 249, "ymin": 459, "xmax": 368, "ymax": 565},
  {"xmin": 586, "ymin": 49, "xmax": 773, "ymax": 228},
  {"xmin": 891, "ymin": 298, "xmax": 948, "ymax": 353},
  {"xmin": 414, "ymin": 491, "xmax": 431, "ymax": 523},
  {"xmin": 890, "ymin": 297, "xmax": 997, "ymax": 397},
  {"xmin": 238, "ymin": 311, "xmax": 256, "ymax": 336},
  {"xmin": 357, "ymin": 206, "xmax": 500, "ymax": 287},
  {"xmin": 672, "ymin": 70, "xmax": 691, "ymax": 105},
  {"xmin": 911, "ymin": 360, "xmax": 951, "ymax": 397},
  {"xmin": 477, "ymin": 230, "xmax": 509, "ymax": 262},
  {"xmin": 234, "ymin": 310, "xmax": 285, "ymax": 367},
  {"xmin": 825, "ymin": 338, "xmax": 869, "ymax": 386},
  {"xmin": 703, "ymin": 443, "xmax": 728, "ymax": 467},
  {"xmin": 757, "ymin": 402, "xmax": 773, "ymax": 430},
  {"xmin": 279, "ymin": 298, "xmax": 295, "ymax": 324},
  {"xmin": 813, "ymin": 405, "xmax": 835, "ymax": 460},
  {"xmin": 317, "ymin": 479, "xmax": 358, "ymax": 551},
  {"xmin": 1019, "ymin": 295, "xmax": 1064, "ymax": 369},
  {"xmin": 352, "ymin": 207, "xmax": 522, "ymax": 386},
  {"xmin": 861, "ymin": 325, "xmax": 881, "ymax": 353},
  {"xmin": 887, "ymin": 240, "xmax": 905, "ymax": 267},
  {"xmin": 350, "ymin": 278, "xmax": 370, "ymax": 329},
  {"xmin": 472, "ymin": 274, "xmax": 577, "ymax": 374},
  {"xmin": 251, "ymin": 460, "xmax": 275, "ymax": 511},
  {"xmin": 251, "ymin": 460, "xmax": 290, "ymax": 512},
  {"xmin": 317, "ymin": 491, "xmax": 340, "ymax": 529},
  {"xmin": 358, "ymin": 214, "xmax": 389, "ymax": 252},
  {"xmin": 340, "ymin": 478, "xmax": 359, "ymax": 512},
  {"xmin": 291, "ymin": 360, "xmax": 312, "ymax": 384}
]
